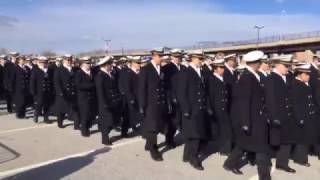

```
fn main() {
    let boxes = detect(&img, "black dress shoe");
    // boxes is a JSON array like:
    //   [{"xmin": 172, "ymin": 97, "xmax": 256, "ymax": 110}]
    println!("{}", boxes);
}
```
[
  {"xmin": 223, "ymin": 165, "xmax": 231, "ymax": 171},
  {"xmin": 102, "ymin": 140, "xmax": 112, "ymax": 146},
  {"xmin": 231, "ymin": 168, "xmax": 243, "ymax": 175},
  {"xmin": 150, "ymin": 150, "xmax": 163, "ymax": 161},
  {"xmin": 121, "ymin": 133, "xmax": 129, "ymax": 138},
  {"xmin": 219, "ymin": 152, "xmax": 229, "ymax": 156},
  {"xmin": 44, "ymin": 120, "xmax": 52, "ymax": 124},
  {"xmin": 33, "ymin": 116, "xmax": 38, "ymax": 123},
  {"xmin": 81, "ymin": 131, "xmax": 90, "ymax": 137},
  {"xmin": 300, "ymin": 162, "xmax": 311, "ymax": 167},
  {"xmin": 276, "ymin": 165, "xmax": 296, "ymax": 173},
  {"xmin": 190, "ymin": 161, "xmax": 204, "ymax": 171},
  {"xmin": 166, "ymin": 142, "xmax": 177, "ymax": 149},
  {"xmin": 102, "ymin": 135, "xmax": 112, "ymax": 145},
  {"xmin": 183, "ymin": 156, "xmax": 190, "ymax": 163}
]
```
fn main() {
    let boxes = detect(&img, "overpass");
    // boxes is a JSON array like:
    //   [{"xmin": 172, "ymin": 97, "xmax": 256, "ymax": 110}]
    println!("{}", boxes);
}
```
[{"xmin": 107, "ymin": 31, "xmax": 320, "ymax": 57}]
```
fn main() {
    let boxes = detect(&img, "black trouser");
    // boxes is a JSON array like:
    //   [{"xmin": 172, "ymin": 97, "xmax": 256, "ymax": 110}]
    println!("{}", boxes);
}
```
[
  {"xmin": 293, "ymin": 144, "xmax": 309, "ymax": 164},
  {"xmin": 145, "ymin": 132, "xmax": 158, "ymax": 152},
  {"xmin": 57, "ymin": 105, "xmax": 79, "ymax": 127},
  {"xmin": 223, "ymin": 146, "xmax": 246, "ymax": 169},
  {"xmin": 276, "ymin": 144, "xmax": 292, "ymax": 167},
  {"xmin": 165, "ymin": 120, "xmax": 177, "ymax": 145},
  {"xmin": 57, "ymin": 113, "xmax": 65, "ymax": 127},
  {"xmin": 5, "ymin": 91, "xmax": 13, "ymax": 113},
  {"xmin": 183, "ymin": 139, "xmax": 206, "ymax": 163},
  {"xmin": 313, "ymin": 145, "xmax": 320, "ymax": 157},
  {"xmin": 121, "ymin": 108, "xmax": 130, "ymax": 135},
  {"xmin": 34, "ymin": 99, "xmax": 50, "ymax": 120},
  {"xmin": 15, "ymin": 102, "xmax": 26, "ymax": 118},
  {"xmin": 70, "ymin": 105, "xmax": 80, "ymax": 128},
  {"xmin": 224, "ymin": 146, "xmax": 271, "ymax": 180},
  {"xmin": 220, "ymin": 139, "xmax": 232, "ymax": 155},
  {"xmin": 101, "ymin": 127, "xmax": 112, "ymax": 143}
]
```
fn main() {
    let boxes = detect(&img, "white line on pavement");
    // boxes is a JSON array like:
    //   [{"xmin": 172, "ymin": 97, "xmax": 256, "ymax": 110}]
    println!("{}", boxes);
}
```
[
  {"xmin": 0, "ymin": 137, "xmax": 143, "ymax": 179},
  {"xmin": 0, "ymin": 124, "xmax": 56, "ymax": 135}
]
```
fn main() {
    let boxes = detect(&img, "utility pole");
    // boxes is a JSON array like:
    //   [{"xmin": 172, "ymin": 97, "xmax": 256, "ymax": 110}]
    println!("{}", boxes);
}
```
[
  {"xmin": 254, "ymin": 25, "xmax": 264, "ymax": 49},
  {"xmin": 104, "ymin": 40, "xmax": 111, "ymax": 55}
]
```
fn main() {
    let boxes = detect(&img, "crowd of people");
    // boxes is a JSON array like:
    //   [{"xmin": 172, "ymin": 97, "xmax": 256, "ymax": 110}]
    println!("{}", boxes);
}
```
[{"xmin": 1, "ymin": 48, "xmax": 320, "ymax": 180}]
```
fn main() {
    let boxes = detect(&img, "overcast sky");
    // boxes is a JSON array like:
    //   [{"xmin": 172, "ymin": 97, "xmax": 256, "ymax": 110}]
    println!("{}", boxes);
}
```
[{"xmin": 0, "ymin": 0, "xmax": 320, "ymax": 54}]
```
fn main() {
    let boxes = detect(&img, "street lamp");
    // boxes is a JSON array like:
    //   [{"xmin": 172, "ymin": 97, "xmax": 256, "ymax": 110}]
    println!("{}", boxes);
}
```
[{"xmin": 254, "ymin": 25, "xmax": 264, "ymax": 49}]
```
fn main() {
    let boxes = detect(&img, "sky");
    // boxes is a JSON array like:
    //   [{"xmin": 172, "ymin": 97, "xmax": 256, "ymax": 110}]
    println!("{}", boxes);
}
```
[{"xmin": 0, "ymin": 0, "xmax": 320, "ymax": 53}]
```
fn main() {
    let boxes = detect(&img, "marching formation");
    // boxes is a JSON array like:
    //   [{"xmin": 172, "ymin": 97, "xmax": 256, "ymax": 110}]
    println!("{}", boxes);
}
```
[{"xmin": 1, "ymin": 48, "xmax": 320, "ymax": 180}]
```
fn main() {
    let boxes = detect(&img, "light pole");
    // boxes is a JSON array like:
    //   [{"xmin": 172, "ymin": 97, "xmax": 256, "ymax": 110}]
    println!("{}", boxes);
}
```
[
  {"xmin": 254, "ymin": 25, "xmax": 264, "ymax": 49},
  {"xmin": 104, "ymin": 40, "xmax": 111, "ymax": 55}
]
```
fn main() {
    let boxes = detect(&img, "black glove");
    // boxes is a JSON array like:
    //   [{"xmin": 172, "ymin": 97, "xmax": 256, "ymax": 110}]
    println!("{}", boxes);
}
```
[
  {"xmin": 139, "ymin": 108, "xmax": 145, "ymax": 117},
  {"xmin": 298, "ymin": 120, "xmax": 304, "ymax": 128},
  {"xmin": 183, "ymin": 113, "xmax": 191, "ymax": 119},
  {"xmin": 129, "ymin": 100, "xmax": 135, "ymax": 105},
  {"xmin": 242, "ymin": 126, "xmax": 250, "ymax": 135},
  {"xmin": 207, "ymin": 109, "xmax": 214, "ymax": 116},
  {"xmin": 266, "ymin": 119, "xmax": 271, "ymax": 125},
  {"xmin": 272, "ymin": 119, "xmax": 281, "ymax": 128},
  {"xmin": 172, "ymin": 98, "xmax": 178, "ymax": 104},
  {"xmin": 168, "ymin": 104, "xmax": 173, "ymax": 115}
]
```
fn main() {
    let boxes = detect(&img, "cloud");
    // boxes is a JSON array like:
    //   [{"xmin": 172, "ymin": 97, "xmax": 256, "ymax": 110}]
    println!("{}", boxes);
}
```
[
  {"xmin": 0, "ymin": 15, "xmax": 18, "ymax": 28},
  {"xmin": 0, "ymin": 1, "xmax": 319, "ymax": 53}
]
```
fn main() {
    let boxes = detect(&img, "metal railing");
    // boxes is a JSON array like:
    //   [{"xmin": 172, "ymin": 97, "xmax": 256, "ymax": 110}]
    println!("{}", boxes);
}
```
[
  {"xmin": 193, "ymin": 30, "xmax": 320, "ymax": 49},
  {"xmin": 105, "ymin": 30, "xmax": 320, "ymax": 55}
]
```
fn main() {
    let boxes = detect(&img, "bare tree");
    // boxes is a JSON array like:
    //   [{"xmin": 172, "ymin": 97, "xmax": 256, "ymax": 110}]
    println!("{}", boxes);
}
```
[
  {"xmin": 41, "ymin": 50, "xmax": 56, "ymax": 57},
  {"xmin": 0, "ymin": 48, "xmax": 8, "ymax": 54}
]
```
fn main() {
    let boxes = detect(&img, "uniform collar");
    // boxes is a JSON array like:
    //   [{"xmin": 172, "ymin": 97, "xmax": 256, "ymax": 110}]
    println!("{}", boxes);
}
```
[
  {"xmin": 189, "ymin": 63, "xmax": 202, "ymax": 77},
  {"xmin": 224, "ymin": 63, "xmax": 234, "ymax": 74},
  {"xmin": 296, "ymin": 77, "xmax": 309, "ymax": 86},
  {"xmin": 312, "ymin": 63, "xmax": 318, "ymax": 70},
  {"xmin": 273, "ymin": 69, "xmax": 287, "ymax": 83},
  {"xmin": 247, "ymin": 66, "xmax": 260, "ymax": 82},
  {"xmin": 259, "ymin": 69, "xmax": 268, "ymax": 77},
  {"xmin": 171, "ymin": 61, "xmax": 181, "ymax": 70},
  {"xmin": 63, "ymin": 64, "xmax": 72, "ymax": 71},
  {"xmin": 214, "ymin": 72, "xmax": 224, "ymax": 82},
  {"xmin": 81, "ymin": 67, "xmax": 91, "ymax": 75}
]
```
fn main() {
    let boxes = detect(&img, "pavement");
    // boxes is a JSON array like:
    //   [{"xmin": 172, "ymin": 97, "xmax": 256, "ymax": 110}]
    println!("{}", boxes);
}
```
[{"xmin": 0, "ymin": 105, "xmax": 320, "ymax": 180}]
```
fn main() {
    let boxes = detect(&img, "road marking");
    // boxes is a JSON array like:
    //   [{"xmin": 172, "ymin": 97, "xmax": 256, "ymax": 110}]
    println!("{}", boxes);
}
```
[
  {"xmin": 248, "ymin": 166, "xmax": 275, "ymax": 180},
  {"xmin": 0, "ymin": 124, "xmax": 56, "ymax": 135},
  {"xmin": 0, "ymin": 137, "xmax": 143, "ymax": 178}
]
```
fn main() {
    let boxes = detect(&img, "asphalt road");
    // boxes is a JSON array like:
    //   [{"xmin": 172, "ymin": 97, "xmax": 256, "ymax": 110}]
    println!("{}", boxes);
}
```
[{"xmin": 0, "ymin": 108, "xmax": 320, "ymax": 180}]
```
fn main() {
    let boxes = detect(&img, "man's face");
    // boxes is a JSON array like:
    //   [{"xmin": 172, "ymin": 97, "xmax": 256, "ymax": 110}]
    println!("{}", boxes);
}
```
[
  {"xmin": 260, "ymin": 62, "xmax": 270, "ymax": 72},
  {"xmin": 215, "ymin": 66, "xmax": 225, "ymax": 76},
  {"xmin": 81, "ymin": 62, "xmax": 91, "ymax": 70},
  {"xmin": 192, "ymin": 57, "xmax": 203, "ymax": 67},
  {"xmin": 63, "ymin": 58, "xmax": 72, "ymax": 66},
  {"xmin": 104, "ymin": 63, "xmax": 112, "ymax": 71},
  {"xmin": 131, "ymin": 62, "xmax": 141, "ymax": 72},
  {"xmin": 275, "ymin": 64, "xmax": 289, "ymax": 75},
  {"xmin": 300, "ymin": 73, "xmax": 310, "ymax": 82},
  {"xmin": 248, "ymin": 61, "xmax": 261, "ymax": 71},
  {"xmin": 226, "ymin": 59, "xmax": 237, "ymax": 68},
  {"xmin": 18, "ymin": 58, "xmax": 25, "ymax": 65},
  {"xmin": 313, "ymin": 57, "xmax": 319, "ymax": 65},
  {"xmin": 171, "ymin": 56, "xmax": 182, "ymax": 64},
  {"xmin": 152, "ymin": 54, "xmax": 162, "ymax": 65},
  {"xmin": 0, "ymin": 59, "xmax": 5, "ymax": 65}
]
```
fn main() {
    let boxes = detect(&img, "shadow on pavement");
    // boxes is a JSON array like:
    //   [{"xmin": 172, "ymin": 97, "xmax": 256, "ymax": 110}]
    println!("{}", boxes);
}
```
[{"xmin": 4, "ymin": 147, "xmax": 111, "ymax": 180}]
